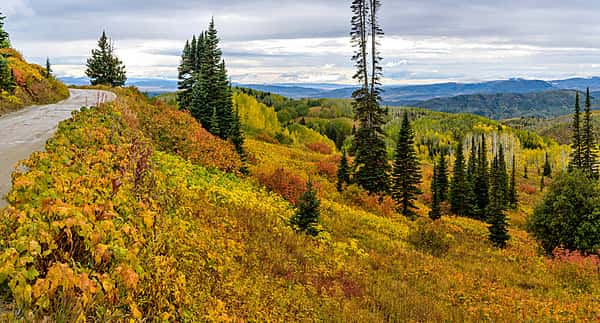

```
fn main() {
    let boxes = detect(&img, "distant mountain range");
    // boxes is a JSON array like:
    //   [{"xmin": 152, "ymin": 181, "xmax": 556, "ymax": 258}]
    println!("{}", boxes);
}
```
[{"xmin": 59, "ymin": 76, "xmax": 600, "ymax": 118}]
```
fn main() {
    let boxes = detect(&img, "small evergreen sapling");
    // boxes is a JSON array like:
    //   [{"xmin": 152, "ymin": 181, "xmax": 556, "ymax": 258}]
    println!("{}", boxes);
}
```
[
  {"xmin": 291, "ymin": 179, "xmax": 321, "ymax": 236},
  {"xmin": 337, "ymin": 150, "xmax": 351, "ymax": 192}
]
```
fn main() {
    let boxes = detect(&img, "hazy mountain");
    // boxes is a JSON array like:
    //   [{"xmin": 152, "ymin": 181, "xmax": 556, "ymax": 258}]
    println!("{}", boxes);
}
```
[{"xmin": 415, "ymin": 90, "xmax": 599, "ymax": 120}]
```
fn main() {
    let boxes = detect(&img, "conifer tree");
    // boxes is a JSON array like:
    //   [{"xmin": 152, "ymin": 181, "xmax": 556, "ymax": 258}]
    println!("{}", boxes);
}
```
[
  {"xmin": 474, "ymin": 134, "xmax": 490, "ymax": 218},
  {"xmin": 524, "ymin": 164, "xmax": 528, "ymax": 179},
  {"xmin": 291, "ymin": 179, "xmax": 321, "ymax": 236},
  {"xmin": 229, "ymin": 103, "xmax": 245, "ymax": 158},
  {"xmin": 436, "ymin": 150, "xmax": 449, "ymax": 201},
  {"xmin": 540, "ymin": 175, "xmax": 545, "ymax": 192},
  {"xmin": 45, "ymin": 57, "xmax": 52, "ymax": 78},
  {"xmin": 509, "ymin": 155, "xmax": 518, "ymax": 208},
  {"xmin": 430, "ymin": 162, "xmax": 442, "ymax": 220},
  {"xmin": 487, "ymin": 154, "xmax": 510, "ymax": 248},
  {"xmin": 351, "ymin": 0, "xmax": 390, "ymax": 194},
  {"xmin": 177, "ymin": 40, "xmax": 194, "ymax": 110},
  {"xmin": 85, "ymin": 31, "xmax": 126, "ymax": 87},
  {"xmin": 0, "ymin": 13, "xmax": 10, "ymax": 49},
  {"xmin": 391, "ymin": 112, "xmax": 422, "ymax": 218},
  {"xmin": 543, "ymin": 152, "xmax": 552, "ymax": 178},
  {"xmin": 337, "ymin": 150, "xmax": 351, "ymax": 192},
  {"xmin": 450, "ymin": 141, "xmax": 477, "ymax": 216},
  {"xmin": 467, "ymin": 137, "xmax": 477, "ymax": 181},
  {"xmin": 216, "ymin": 63, "xmax": 233, "ymax": 139},
  {"xmin": 497, "ymin": 145, "xmax": 509, "ymax": 206},
  {"xmin": 582, "ymin": 87, "xmax": 598, "ymax": 177},
  {"xmin": 0, "ymin": 55, "xmax": 15, "ymax": 92},
  {"xmin": 570, "ymin": 91, "xmax": 583, "ymax": 170}
]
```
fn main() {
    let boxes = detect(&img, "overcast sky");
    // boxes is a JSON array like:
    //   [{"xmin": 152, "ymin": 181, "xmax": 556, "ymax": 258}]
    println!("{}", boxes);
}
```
[{"xmin": 4, "ymin": 0, "xmax": 600, "ymax": 84}]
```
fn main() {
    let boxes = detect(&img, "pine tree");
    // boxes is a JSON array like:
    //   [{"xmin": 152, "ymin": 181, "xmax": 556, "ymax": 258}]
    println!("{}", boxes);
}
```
[
  {"xmin": 474, "ymin": 134, "xmax": 489, "ymax": 219},
  {"xmin": 216, "ymin": 63, "xmax": 233, "ymax": 139},
  {"xmin": 45, "ymin": 57, "xmax": 52, "ymax": 78},
  {"xmin": 497, "ymin": 145, "xmax": 509, "ymax": 206},
  {"xmin": 291, "ymin": 179, "xmax": 321, "ymax": 236},
  {"xmin": 177, "ymin": 40, "xmax": 194, "ymax": 110},
  {"xmin": 337, "ymin": 150, "xmax": 351, "ymax": 192},
  {"xmin": 391, "ymin": 112, "xmax": 422, "ymax": 218},
  {"xmin": 524, "ymin": 164, "xmax": 528, "ymax": 179},
  {"xmin": 0, "ymin": 55, "xmax": 15, "ymax": 92},
  {"xmin": 0, "ymin": 13, "xmax": 10, "ymax": 49},
  {"xmin": 436, "ymin": 150, "xmax": 449, "ymax": 201},
  {"xmin": 85, "ymin": 31, "xmax": 127, "ymax": 87},
  {"xmin": 543, "ymin": 152, "xmax": 552, "ymax": 178},
  {"xmin": 450, "ymin": 141, "xmax": 477, "ymax": 216},
  {"xmin": 570, "ymin": 91, "xmax": 583, "ymax": 170},
  {"xmin": 430, "ymin": 162, "xmax": 442, "ymax": 220},
  {"xmin": 582, "ymin": 87, "xmax": 599, "ymax": 177},
  {"xmin": 467, "ymin": 137, "xmax": 477, "ymax": 181},
  {"xmin": 509, "ymin": 155, "xmax": 518, "ymax": 208},
  {"xmin": 351, "ymin": 0, "xmax": 390, "ymax": 194},
  {"xmin": 229, "ymin": 103, "xmax": 245, "ymax": 158},
  {"xmin": 540, "ymin": 175, "xmax": 545, "ymax": 192},
  {"xmin": 487, "ymin": 156, "xmax": 510, "ymax": 248}
]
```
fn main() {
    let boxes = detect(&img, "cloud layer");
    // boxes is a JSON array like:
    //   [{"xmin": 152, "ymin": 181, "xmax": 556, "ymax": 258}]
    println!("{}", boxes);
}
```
[{"xmin": 4, "ymin": 0, "xmax": 600, "ymax": 84}]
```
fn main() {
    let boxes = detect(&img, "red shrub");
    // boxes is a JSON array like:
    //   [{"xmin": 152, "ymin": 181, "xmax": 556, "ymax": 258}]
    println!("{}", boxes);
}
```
[
  {"xmin": 256, "ymin": 168, "xmax": 306, "ymax": 205},
  {"xmin": 316, "ymin": 160, "xmax": 337, "ymax": 179},
  {"xmin": 11, "ymin": 68, "xmax": 26, "ymax": 87},
  {"xmin": 306, "ymin": 142, "xmax": 332, "ymax": 155}
]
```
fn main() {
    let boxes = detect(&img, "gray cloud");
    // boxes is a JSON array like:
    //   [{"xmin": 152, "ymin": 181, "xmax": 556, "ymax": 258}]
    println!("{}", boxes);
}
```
[{"xmin": 4, "ymin": 0, "xmax": 600, "ymax": 83}]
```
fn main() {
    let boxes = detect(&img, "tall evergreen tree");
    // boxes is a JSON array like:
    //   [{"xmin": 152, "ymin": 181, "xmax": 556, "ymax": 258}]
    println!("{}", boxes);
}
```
[
  {"xmin": 509, "ymin": 155, "xmax": 518, "ymax": 208},
  {"xmin": 543, "ymin": 152, "xmax": 552, "ymax": 178},
  {"xmin": 391, "ymin": 112, "xmax": 422, "ymax": 218},
  {"xmin": 436, "ymin": 150, "xmax": 449, "ymax": 201},
  {"xmin": 85, "ymin": 31, "xmax": 127, "ymax": 87},
  {"xmin": 291, "ymin": 179, "xmax": 321, "ymax": 236},
  {"xmin": 450, "ymin": 141, "xmax": 477, "ymax": 217},
  {"xmin": 337, "ymin": 150, "xmax": 351, "ymax": 192},
  {"xmin": 474, "ymin": 134, "xmax": 489, "ymax": 218},
  {"xmin": 467, "ymin": 137, "xmax": 478, "ymax": 181},
  {"xmin": 570, "ymin": 91, "xmax": 583, "ymax": 170},
  {"xmin": 487, "ymin": 154, "xmax": 510, "ymax": 248},
  {"xmin": 430, "ymin": 162, "xmax": 442, "ymax": 220},
  {"xmin": 0, "ymin": 55, "xmax": 15, "ymax": 92},
  {"xmin": 229, "ymin": 103, "xmax": 245, "ymax": 157},
  {"xmin": 0, "ymin": 13, "xmax": 10, "ymax": 49},
  {"xmin": 177, "ymin": 40, "xmax": 194, "ymax": 110},
  {"xmin": 497, "ymin": 145, "xmax": 509, "ymax": 205},
  {"xmin": 582, "ymin": 87, "xmax": 599, "ymax": 177},
  {"xmin": 45, "ymin": 57, "xmax": 52, "ymax": 78},
  {"xmin": 216, "ymin": 63, "xmax": 233, "ymax": 139},
  {"xmin": 351, "ymin": 0, "xmax": 390, "ymax": 194},
  {"xmin": 524, "ymin": 164, "xmax": 528, "ymax": 179}
]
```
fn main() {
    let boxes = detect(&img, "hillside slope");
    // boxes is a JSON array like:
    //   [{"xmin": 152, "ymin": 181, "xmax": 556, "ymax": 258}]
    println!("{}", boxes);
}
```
[
  {"xmin": 0, "ymin": 48, "xmax": 69, "ymax": 115},
  {"xmin": 0, "ymin": 89, "xmax": 598, "ymax": 321}
]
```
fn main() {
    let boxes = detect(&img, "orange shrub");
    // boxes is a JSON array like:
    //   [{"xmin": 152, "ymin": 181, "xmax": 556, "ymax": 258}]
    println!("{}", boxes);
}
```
[
  {"xmin": 306, "ymin": 142, "xmax": 333, "ymax": 155},
  {"xmin": 519, "ymin": 183, "xmax": 537, "ymax": 195},
  {"xmin": 255, "ymin": 167, "xmax": 306, "ymax": 205},
  {"xmin": 256, "ymin": 132, "xmax": 279, "ymax": 144},
  {"xmin": 114, "ymin": 91, "xmax": 242, "ymax": 174},
  {"xmin": 342, "ymin": 185, "xmax": 396, "ymax": 217}
]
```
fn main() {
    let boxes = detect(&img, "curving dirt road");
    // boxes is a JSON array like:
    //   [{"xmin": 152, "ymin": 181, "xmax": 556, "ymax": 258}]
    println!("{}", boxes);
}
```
[{"xmin": 0, "ymin": 89, "xmax": 116, "ymax": 207}]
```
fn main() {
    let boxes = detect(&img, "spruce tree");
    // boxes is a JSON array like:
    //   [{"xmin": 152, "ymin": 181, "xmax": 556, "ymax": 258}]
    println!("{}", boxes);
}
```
[
  {"xmin": 450, "ymin": 141, "xmax": 477, "ymax": 216},
  {"xmin": 540, "ymin": 175, "xmax": 545, "ymax": 192},
  {"xmin": 467, "ymin": 137, "xmax": 477, "ymax": 181},
  {"xmin": 570, "ymin": 91, "xmax": 583, "ymax": 170},
  {"xmin": 429, "ymin": 162, "xmax": 442, "ymax": 220},
  {"xmin": 391, "ymin": 112, "xmax": 422, "ymax": 218},
  {"xmin": 45, "ymin": 57, "xmax": 52, "ymax": 78},
  {"xmin": 474, "ymin": 134, "xmax": 489, "ymax": 219},
  {"xmin": 509, "ymin": 155, "xmax": 518, "ymax": 208},
  {"xmin": 291, "ymin": 179, "xmax": 321, "ymax": 236},
  {"xmin": 497, "ymin": 145, "xmax": 509, "ymax": 206},
  {"xmin": 582, "ymin": 87, "xmax": 599, "ymax": 177},
  {"xmin": 0, "ymin": 55, "xmax": 15, "ymax": 92},
  {"xmin": 436, "ymin": 150, "xmax": 449, "ymax": 201},
  {"xmin": 229, "ymin": 103, "xmax": 246, "ymax": 157},
  {"xmin": 216, "ymin": 63, "xmax": 233, "ymax": 139},
  {"xmin": 524, "ymin": 164, "xmax": 528, "ymax": 179},
  {"xmin": 177, "ymin": 40, "xmax": 194, "ymax": 110},
  {"xmin": 351, "ymin": 0, "xmax": 390, "ymax": 194},
  {"xmin": 0, "ymin": 13, "xmax": 10, "ymax": 49},
  {"xmin": 543, "ymin": 152, "xmax": 552, "ymax": 178},
  {"xmin": 487, "ymin": 154, "xmax": 510, "ymax": 248},
  {"xmin": 337, "ymin": 150, "xmax": 351, "ymax": 192},
  {"xmin": 85, "ymin": 31, "xmax": 127, "ymax": 87}
]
